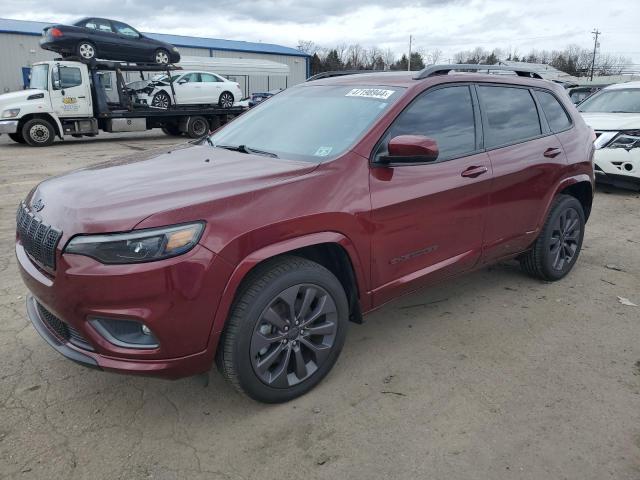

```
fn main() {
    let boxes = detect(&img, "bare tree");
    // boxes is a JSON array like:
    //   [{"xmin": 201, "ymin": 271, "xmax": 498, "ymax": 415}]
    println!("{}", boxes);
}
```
[{"xmin": 426, "ymin": 48, "xmax": 443, "ymax": 64}]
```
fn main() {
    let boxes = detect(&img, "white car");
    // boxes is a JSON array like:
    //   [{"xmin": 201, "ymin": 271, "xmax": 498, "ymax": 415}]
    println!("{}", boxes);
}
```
[
  {"xmin": 579, "ymin": 81, "xmax": 640, "ymax": 191},
  {"xmin": 133, "ymin": 70, "xmax": 242, "ymax": 109}
]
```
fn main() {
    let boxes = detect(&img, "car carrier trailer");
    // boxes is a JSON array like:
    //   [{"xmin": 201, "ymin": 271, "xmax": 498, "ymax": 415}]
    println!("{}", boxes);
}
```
[{"xmin": 0, "ymin": 58, "xmax": 246, "ymax": 147}]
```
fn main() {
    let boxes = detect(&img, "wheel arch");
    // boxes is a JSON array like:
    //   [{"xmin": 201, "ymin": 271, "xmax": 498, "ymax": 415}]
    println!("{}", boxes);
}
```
[
  {"xmin": 18, "ymin": 113, "xmax": 63, "ymax": 139},
  {"xmin": 554, "ymin": 175, "xmax": 594, "ymax": 221},
  {"xmin": 210, "ymin": 232, "xmax": 368, "ymax": 343}
]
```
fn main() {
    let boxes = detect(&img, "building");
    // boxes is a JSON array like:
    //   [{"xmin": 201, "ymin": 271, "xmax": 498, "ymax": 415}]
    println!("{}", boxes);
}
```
[{"xmin": 0, "ymin": 17, "xmax": 310, "ymax": 95}]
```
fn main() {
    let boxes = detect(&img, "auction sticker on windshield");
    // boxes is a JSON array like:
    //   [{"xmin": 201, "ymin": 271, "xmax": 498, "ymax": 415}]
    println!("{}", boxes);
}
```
[{"xmin": 346, "ymin": 88, "xmax": 395, "ymax": 100}]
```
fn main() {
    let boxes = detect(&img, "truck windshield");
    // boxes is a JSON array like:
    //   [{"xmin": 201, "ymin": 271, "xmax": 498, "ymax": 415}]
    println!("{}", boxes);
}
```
[
  {"xmin": 208, "ymin": 85, "xmax": 405, "ymax": 162},
  {"xmin": 578, "ymin": 89, "xmax": 640, "ymax": 113},
  {"xmin": 29, "ymin": 64, "xmax": 49, "ymax": 90}
]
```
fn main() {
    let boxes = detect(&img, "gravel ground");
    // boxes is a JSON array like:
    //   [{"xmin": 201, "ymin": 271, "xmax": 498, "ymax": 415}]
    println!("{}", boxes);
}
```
[{"xmin": 1, "ymin": 131, "xmax": 639, "ymax": 480}]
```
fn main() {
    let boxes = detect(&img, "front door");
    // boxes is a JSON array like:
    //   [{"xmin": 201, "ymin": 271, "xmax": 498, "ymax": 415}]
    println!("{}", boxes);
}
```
[
  {"xmin": 50, "ymin": 63, "xmax": 92, "ymax": 118},
  {"xmin": 369, "ymin": 84, "xmax": 491, "ymax": 305},
  {"xmin": 175, "ymin": 72, "xmax": 203, "ymax": 104}
]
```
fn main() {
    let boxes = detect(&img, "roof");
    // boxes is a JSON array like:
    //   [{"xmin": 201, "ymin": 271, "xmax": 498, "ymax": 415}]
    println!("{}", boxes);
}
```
[
  {"xmin": 0, "ymin": 17, "xmax": 309, "ymax": 58},
  {"xmin": 603, "ymin": 81, "xmax": 640, "ymax": 90}
]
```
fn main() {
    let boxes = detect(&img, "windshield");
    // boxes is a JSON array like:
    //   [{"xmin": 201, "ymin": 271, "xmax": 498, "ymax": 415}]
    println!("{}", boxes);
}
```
[
  {"xmin": 578, "ymin": 89, "xmax": 640, "ymax": 113},
  {"xmin": 208, "ymin": 85, "xmax": 405, "ymax": 162},
  {"xmin": 29, "ymin": 64, "xmax": 49, "ymax": 90},
  {"xmin": 155, "ymin": 74, "xmax": 182, "ymax": 83}
]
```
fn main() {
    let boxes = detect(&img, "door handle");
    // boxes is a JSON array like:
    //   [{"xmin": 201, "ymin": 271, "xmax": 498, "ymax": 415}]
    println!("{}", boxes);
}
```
[
  {"xmin": 544, "ymin": 147, "xmax": 562, "ymax": 158},
  {"xmin": 461, "ymin": 165, "xmax": 488, "ymax": 178}
]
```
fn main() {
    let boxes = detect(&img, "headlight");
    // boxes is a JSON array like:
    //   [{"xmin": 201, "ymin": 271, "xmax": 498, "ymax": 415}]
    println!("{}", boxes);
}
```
[
  {"xmin": 1, "ymin": 108, "xmax": 20, "ymax": 119},
  {"xmin": 65, "ymin": 222, "xmax": 204, "ymax": 264},
  {"xmin": 606, "ymin": 130, "xmax": 640, "ymax": 151}
]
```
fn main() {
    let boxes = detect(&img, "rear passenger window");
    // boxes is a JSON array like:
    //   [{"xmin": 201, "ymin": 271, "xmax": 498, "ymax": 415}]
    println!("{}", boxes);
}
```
[
  {"xmin": 535, "ymin": 90, "xmax": 572, "ymax": 132},
  {"xmin": 478, "ymin": 86, "xmax": 541, "ymax": 148},
  {"xmin": 382, "ymin": 85, "xmax": 476, "ymax": 160}
]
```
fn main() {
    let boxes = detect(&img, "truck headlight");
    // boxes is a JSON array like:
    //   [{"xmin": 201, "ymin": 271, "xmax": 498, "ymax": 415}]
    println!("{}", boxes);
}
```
[
  {"xmin": 1, "ymin": 108, "xmax": 20, "ymax": 118},
  {"xmin": 65, "ymin": 222, "xmax": 205, "ymax": 264},
  {"xmin": 606, "ymin": 130, "xmax": 640, "ymax": 151}
]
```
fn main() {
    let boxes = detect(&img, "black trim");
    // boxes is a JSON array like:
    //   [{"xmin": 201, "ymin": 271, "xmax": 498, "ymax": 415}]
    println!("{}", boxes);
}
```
[
  {"xmin": 27, "ymin": 93, "xmax": 45, "ymax": 100},
  {"xmin": 531, "ymin": 88, "xmax": 575, "ymax": 135},
  {"xmin": 26, "ymin": 296, "xmax": 100, "ymax": 370},
  {"xmin": 414, "ymin": 64, "xmax": 543, "ymax": 80}
]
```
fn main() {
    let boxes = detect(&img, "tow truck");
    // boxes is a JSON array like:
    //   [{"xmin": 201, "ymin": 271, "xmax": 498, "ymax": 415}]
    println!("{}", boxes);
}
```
[{"xmin": 0, "ymin": 58, "xmax": 246, "ymax": 146}]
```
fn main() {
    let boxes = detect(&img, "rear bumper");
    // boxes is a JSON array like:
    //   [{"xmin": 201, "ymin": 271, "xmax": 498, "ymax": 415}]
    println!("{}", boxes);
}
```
[
  {"xmin": 0, "ymin": 120, "xmax": 19, "ymax": 134},
  {"xmin": 595, "ymin": 169, "xmax": 640, "ymax": 190}
]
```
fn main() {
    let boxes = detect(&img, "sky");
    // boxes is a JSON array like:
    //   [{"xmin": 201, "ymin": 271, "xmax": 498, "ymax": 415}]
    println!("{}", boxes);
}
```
[{"xmin": 1, "ymin": 0, "xmax": 638, "ymax": 64}]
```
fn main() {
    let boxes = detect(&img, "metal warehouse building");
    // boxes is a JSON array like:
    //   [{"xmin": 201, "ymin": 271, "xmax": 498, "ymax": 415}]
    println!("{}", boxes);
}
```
[{"xmin": 0, "ymin": 18, "xmax": 310, "ymax": 95}]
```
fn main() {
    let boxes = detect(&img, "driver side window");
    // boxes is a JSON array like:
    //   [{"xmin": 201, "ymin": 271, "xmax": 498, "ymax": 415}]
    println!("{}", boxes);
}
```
[{"xmin": 379, "ymin": 85, "xmax": 477, "ymax": 162}]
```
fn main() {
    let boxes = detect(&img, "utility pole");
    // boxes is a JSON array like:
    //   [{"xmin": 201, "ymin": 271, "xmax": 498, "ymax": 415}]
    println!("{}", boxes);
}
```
[
  {"xmin": 590, "ymin": 28, "xmax": 601, "ymax": 81},
  {"xmin": 408, "ymin": 35, "xmax": 412, "ymax": 71}
]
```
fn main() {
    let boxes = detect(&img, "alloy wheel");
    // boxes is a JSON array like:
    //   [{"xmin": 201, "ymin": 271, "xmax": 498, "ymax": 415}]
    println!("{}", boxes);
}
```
[
  {"xmin": 79, "ymin": 43, "xmax": 95, "ymax": 59},
  {"xmin": 152, "ymin": 92, "xmax": 169, "ymax": 109},
  {"xmin": 220, "ymin": 92, "xmax": 234, "ymax": 108},
  {"xmin": 549, "ymin": 207, "xmax": 581, "ymax": 271},
  {"xmin": 250, "ymin": 284, "xmax": 338, "ymax": 388},
  {"xmin": 155, "ymin": 51, "xmax": 169, "ymax": 64}
]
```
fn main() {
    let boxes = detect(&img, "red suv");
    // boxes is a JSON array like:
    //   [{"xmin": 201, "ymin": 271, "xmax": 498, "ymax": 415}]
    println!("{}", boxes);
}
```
[{"xmin": 16, "ymin": 65, "xmax": 595, "ymax": 403}]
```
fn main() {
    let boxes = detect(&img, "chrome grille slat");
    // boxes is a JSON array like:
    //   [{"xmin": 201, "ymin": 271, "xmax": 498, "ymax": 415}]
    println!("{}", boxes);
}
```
[{"xmin": 16, "ymin": 202, "xmax": 62, "ymax": 270}]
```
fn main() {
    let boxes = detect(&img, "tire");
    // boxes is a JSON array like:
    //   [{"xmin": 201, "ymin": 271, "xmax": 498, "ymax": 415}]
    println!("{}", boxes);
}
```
[
  {"xmin": 217, "ymin": 256, "xmax": 349, "ymax": 403},
  {"xmin": 519, "ymin": 194, "xmax": 585, "ymax": 281},
  {"xmin": 9, "ymin": 132, "xmax": 26, "ymax": 144},
  {"xmin": 154, "ymin": 49, "xmax": 170, "ymax": 65},
  {"xmin": 161, "ymin": 125, "xmax": 182, "ymax": 136},
  {"xmin": 22, "ymin": 118, "xmax": 55, "ymax": 147},
  {"xmin": 185, "ymin": 116, "xmax": 209, "ymax": 138},
  {"xmin": 76, "ymin": 41, "xmax": 96, "ymax": 60},
  {"xmin": 151, "ymin": 91, "xmax": 171, "ymax": 109},
  {"xmin": 218, "ymin": 91, "xmax": 234, "ymax": 108}
]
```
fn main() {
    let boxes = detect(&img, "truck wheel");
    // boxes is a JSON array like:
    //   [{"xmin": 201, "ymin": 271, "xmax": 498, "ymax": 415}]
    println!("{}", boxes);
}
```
[
  {"xmin": 77, "ymin": 41, "xmax": 96, "ymax": 60},
  {"xmin": 154, "ymin": 49, "xmax": 170, "ymax": 65},
  {"xmin": 152, "ymin": 91, "xmax": 171, "ymax": 109},
  {"xmin": 217, "ymin": 256, "xmax": 349, "ymax": 403},
  {"xmin": 186, "ymin": 116, "xmax": 209, "ymax": 138},
  {"xmin": 519, "ymin": 194, "xmax": 585, "ymax": 281},
  {"xmin": 218, "ymin": 92, "xmax": 234, "ymax": 108},
  {"xmin": 9, "ymin": 132, "xmax": 26, "ymax": 144},
  {"xmin": 161, "ymin": 125, "xmax": 182, "ymax": 136},
  {"xmin": 22, "ymin": 119, "xmax": 55, "ymax": 147}
]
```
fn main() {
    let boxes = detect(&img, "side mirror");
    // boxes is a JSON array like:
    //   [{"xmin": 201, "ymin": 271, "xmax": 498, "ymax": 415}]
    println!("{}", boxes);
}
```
[
  {"xmin": 52, "ymin": 65, "xmax": 61, "ymax": 90},
  {"xmin": 378, "ymin": 135, "xmax": 439, "ymax": 165},
  {"xmin": 178, "ymin": 79, "xmax": 188, "ymax": 84}
]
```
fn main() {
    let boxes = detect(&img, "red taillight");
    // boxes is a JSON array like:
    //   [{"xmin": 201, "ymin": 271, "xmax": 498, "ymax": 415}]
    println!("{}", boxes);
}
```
[{"xmin": 50, "ymin": 28, "xmax": 63, "ymax": 38}]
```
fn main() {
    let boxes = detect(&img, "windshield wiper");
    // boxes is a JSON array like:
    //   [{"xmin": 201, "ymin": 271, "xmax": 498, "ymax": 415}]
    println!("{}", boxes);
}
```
[{"xmin": 213, "ymin": 144, "xmax": 279, "ymax": 158}]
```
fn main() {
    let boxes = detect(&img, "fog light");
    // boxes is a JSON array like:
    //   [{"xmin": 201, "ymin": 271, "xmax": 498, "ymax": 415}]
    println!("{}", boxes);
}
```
[
  {"xmin": 141, "ymin": 325, "xmax": 152, "ymax": 335},
  {"xmin": 89, "ymin": 317, "xmax": 159, "ymax": 349}
]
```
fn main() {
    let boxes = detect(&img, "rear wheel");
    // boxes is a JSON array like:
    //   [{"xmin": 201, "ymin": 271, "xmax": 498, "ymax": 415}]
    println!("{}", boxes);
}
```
[
  {"xmin": 218, "ymin": 91, "xmax": 234, "ymax": 108},
  {"xmin": 152, "ymin": 91, "xmax": 171, "ymax": 109},
  {"xmin": 77, "ymin": 41, "xmax": 96, "ymax": 60},
  {"xmin": 22, "ymin": 118, "xmax": 55, "ymax": 147},
  {"xmin": 154, "ymin": 49, "xmax": 170, "ymax": 64},
  {"xmin": 185, "ymin": 116, "xmax": 209, "ymax": 138},
  {"xmin": 519, "ymin": 194, "xmax": 585, "ymax": 281},
  {"xmin": 217, "ymin": 256, "xmax": 349, "ymax": 403},
  {"xmin": 161, "ymin": 125, "xmax": 182, "ymax": 136},
  {"xmin": 9, "ymin": 131, "xmax": 26, "ymax": 144}
]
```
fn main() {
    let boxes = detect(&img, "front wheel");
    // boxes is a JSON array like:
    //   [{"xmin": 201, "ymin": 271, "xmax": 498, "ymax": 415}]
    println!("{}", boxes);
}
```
[
  {"xmin": 151, "ymin": 91, "xmax": 171, "ymax": 109},
  {"xmin": 22, "ymin": 118, "xmax": 55, "ymax": 147},
  {"xmin": 77, "ymin": 41, "xmax": 96, "ymax": 60},
  {"xmin": 217, "ymin": 256, "xmax": 349, "ymax": 403},
  {"xmin": 218, "ymin": 91, "xmax": 234, "ymax": 108},
  {"xmin": 154, "ymin": 49, "xmax": 170, "ymax": 64},
  {"xmin": 519, "ymin": 194, "xmax": 585, "ymax": 281}
]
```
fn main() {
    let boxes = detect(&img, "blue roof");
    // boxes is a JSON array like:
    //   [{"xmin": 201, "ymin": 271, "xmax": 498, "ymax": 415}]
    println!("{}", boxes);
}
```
[{"xmin": 0, "ymin": 17, "xmax": 309, "ymax": 58}]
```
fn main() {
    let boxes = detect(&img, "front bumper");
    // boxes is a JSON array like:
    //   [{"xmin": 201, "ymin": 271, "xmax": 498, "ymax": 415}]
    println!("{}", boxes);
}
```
[{"xmin": 0, "ymin": 120, "xmax": 19, "ymax": 134}]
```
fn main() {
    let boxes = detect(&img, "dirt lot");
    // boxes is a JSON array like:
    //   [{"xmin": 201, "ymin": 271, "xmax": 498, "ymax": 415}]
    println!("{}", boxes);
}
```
[{"xmin": 1, "ymin": 131, "xmax": 639, "ymax": 480}]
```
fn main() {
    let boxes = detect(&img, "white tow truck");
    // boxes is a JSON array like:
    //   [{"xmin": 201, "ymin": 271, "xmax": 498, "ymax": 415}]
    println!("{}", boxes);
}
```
[{"xmin": 0, "ymin": 58, "xmax": 246, "ymax": 146}]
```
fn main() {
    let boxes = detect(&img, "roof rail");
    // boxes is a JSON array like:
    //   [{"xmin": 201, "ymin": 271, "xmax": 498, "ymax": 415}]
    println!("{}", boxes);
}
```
[
  {"xmin": 413, "ymin": 64, "xmax": 543, "ymax": 80},
  {"xmin": 306, "ymin": 70, "xmax": 378, "ymax": 82}
]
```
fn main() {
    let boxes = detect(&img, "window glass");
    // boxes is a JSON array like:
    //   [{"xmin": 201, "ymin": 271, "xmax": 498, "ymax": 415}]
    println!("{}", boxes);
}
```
[
  {"xmin": 535, "ymin": 90, "xmax": 572, "ymax": 132},
  {"xmin": 85, "ymin": 19, "xmax": 113, "ymax": 32},
  {"xmin": 97, "ymin": 72, "xmax": 112, "ymax": 89},
  {"xmin": 53, "ymin": 66, "xmax": 82, "ymax": 89},
  {"xmin": 181, "ymin": 73, "xmax": 200, "ymax": 83},
  {"xmin": 112, "ymin": 21, "xmax": 139, "ymax": 38},
  {"xmin": 200, "ymin": 73, "xmax": 219, "ymax": 83},
  {"xmin": 479, "ymin": 86, "xmax": 541, "ymax": 147},
  {"xmin": 381, "ymin": 85, "xmax": 476, "ymax": 160},
  {"xmin": 29, "ymin": 64, "xmax": 48, "ymax": 90}
]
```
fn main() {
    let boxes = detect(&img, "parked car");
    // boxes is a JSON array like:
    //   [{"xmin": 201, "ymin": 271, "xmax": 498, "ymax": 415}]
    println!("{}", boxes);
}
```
[
  {"xmin": 248, "ymin": 89, "xmax": 283, "ymax": 107},
  {"xmin": 130, "ymin": 71, "xmax": 242, "ymax": 108},
  {"xmin": 16, "ymin": 65, "xmax": 594, "ymax": 403},
  {"xmin": 579, "ymin": 81, "xmax": 640, "ymax": 190},
  {"xmin": 568, "ymin": 85, "xmax": 609, "ymax": 105},
  {"xmin": 40, "ymin": 17, "xmax": 180, "ymax": 64}
]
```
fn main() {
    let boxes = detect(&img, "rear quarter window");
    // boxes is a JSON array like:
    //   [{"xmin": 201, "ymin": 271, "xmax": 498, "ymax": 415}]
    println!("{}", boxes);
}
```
[
  {"xmin": 478, "ymin": 86, "xmax": 541, "ymax": 148},
  {"xmin": 535, "ymin": 90, "xmax": 572, "ymax": 132}
]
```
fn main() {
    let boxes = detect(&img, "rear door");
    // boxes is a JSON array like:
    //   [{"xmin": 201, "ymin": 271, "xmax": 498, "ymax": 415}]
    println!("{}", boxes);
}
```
[
  {"xmin": 369, "ymin": 84, "xmax": 492, "ymax": 305},
  {"xmin": 82, "ymin": 18, "xmax": 119, "ymax": 58},
  {"xmin": 110, "ymin": 20, "xmax": 147, "ymax": 61},
  {"xmin": 477, "ymin": 84, "xmax": 568, "ymax": 263},
  {"xmin": 200, "ymin": 73, "xmax": 223, "ymax": 104}
]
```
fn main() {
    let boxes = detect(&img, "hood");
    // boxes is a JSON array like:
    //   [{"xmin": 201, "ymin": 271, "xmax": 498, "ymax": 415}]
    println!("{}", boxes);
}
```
[
  {"xmin": 28, "ymin": 143, "xmax": 318, "ymax": 239},
  {"xmin": 0, "ymin": 89, "xmax": 47, "ymax": 110},
  {"xmin": 580, "ymin": 112, "xmax": 640, "ymax": 131}
]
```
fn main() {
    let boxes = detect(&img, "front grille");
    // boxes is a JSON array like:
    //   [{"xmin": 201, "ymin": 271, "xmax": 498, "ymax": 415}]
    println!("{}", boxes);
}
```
[
  {"xmin": 16, "ymin": 202, "xmax": 62, "ymax": 270},
  {"xmin": 36, "ymin": 302, "xmax": 94, "ymax": 351}
]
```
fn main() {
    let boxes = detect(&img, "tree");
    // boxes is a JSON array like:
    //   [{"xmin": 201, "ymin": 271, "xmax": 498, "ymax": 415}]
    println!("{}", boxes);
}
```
[{"xmin": 409, "ymin": 51, "xmax": 425, "ymax": 70}]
